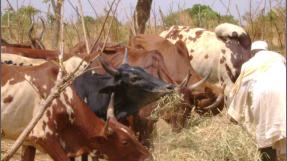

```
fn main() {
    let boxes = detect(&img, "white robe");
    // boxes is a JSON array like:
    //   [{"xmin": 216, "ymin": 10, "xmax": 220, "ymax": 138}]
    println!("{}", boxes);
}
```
[{"xmin": 228, "ymin": 50, "xmax": 286, "ymax": 150}]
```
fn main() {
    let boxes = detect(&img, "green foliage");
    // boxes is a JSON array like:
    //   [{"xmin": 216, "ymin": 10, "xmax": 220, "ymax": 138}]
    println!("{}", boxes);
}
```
[
  {"xmin": 186, "ymin": 4, "xmax": 220, "ymax": 19},
  {"xmin": 76, "ymin": 16, "xmax": 96, "ymax": 25},
  {"xmin": 1, "ymin": 5, "xmax": 39, "ymax": 26},
  {"xmin": 163, "ymin": 12, "xmax": 182, "ymax": 26},
  {"xmin": 219, "ymin": 15, "xmax": 238, "ymax": 24},
  {"xmin": 17, "ymin": 5, "xmax": 40, "ymax": 17},
  {"xmin": 1, "ymin": 5, "xmax": 40, "ymax": 43},
  {"xmin": 163, "ymin": 4, "xmax": 237, "ymax": 28}
]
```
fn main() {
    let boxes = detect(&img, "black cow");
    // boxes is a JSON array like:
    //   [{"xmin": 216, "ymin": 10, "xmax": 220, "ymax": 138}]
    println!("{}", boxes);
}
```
[
  {"xmin": 73, "ymin": 50, "xmax": 174, "ymax": 120},
  {"xmin": 71, "ymin": 50, "xmax": 174, "ymax": 161}
]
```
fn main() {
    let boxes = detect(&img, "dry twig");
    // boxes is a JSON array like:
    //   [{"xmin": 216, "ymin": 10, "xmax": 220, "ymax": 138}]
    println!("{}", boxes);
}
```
[{"xmin": 77, "ymin": 0, "xmax": 90, "ymax": 54}]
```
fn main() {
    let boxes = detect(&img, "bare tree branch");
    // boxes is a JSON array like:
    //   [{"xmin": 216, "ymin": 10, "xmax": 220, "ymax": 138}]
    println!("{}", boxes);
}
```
[
  {"xmin": 5, "ymin": 0, "xmax": 15, "ymax": 11},
  {"xmin": 235, "ymin": 4, "xmax": 242, "ymax": 26},
  {"xmin": 90, "ymin": 0, "xmax": 117, "ymax": 53},
  {"xmin": 87, "ymin": 0, "xmax": 99, "ymax": 18},
  {"xmin": 67, "ymin": 0, "xmax": 80, "ymax": 17},
  {"xmin": 77, "ymin": 0, "xmax": 90, "ymax": 54}
]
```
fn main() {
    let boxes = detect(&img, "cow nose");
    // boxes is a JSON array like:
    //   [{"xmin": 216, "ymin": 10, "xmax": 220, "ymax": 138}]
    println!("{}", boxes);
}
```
[{"xmin": 166, "ymin": 84, "xmax": 176, "ymax": 90}]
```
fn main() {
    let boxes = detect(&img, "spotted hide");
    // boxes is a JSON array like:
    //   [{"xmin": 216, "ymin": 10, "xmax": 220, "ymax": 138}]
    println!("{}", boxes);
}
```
[
  {"xmin": 160, "ymin": 23, "xmax": 252, "ymax": 106},
  {"xmin": 1, "ymin": 62, "xmax": 150, "ymax": 161}
]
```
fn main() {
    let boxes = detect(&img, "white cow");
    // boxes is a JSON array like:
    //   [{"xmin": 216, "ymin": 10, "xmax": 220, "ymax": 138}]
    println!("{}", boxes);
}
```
[{"xmin": 160, "ymin": 23, "xmax": 252, "ymax": 106}]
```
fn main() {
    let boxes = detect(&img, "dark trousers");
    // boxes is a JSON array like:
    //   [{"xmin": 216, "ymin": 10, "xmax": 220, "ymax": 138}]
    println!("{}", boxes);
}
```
[{"xmin": 259, "ymin": 147, "xmax": 278, "ymax": 161}]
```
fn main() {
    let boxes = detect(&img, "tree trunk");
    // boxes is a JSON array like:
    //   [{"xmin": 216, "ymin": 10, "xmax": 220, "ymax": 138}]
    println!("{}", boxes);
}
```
[
  {"xmin": 133, "ymin": 0, "xmax": 153, "ymax": 34},
  {"xmin": 51, "ymin": 0, "xmax": 63, "ymax": 49}
]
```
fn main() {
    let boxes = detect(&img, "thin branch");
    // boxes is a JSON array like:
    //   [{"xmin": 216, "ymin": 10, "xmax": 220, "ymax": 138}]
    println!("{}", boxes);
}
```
[
  {"xmin": 67, "ymin": 0, "xmax": 80, "ymax": 17},
  {"xmin": 158, "ymin": 7, "xmax": 166, "ymax": 29},
  {"xmin": 249, "ymin": 0, "xmax": 254, "ymax": 41},
  {"xmin": 5, "ymin": 0, "xmax": 15, "ymax": 11},
  {"xmin": 87, "ymin": 0, "xmax": 99, "ymax": 18},
  {"xmin": 235, "ymin": 4, "xmax": 242, "ymax": 26},
  {"xmin": 218, "ymin": 0, "xmax": 232, "ymax": 15},
  {"xmin": 77, "ymin": 0, "xmax": 90, "ymax": 54},
  {"xmin": 90, "ymin": 0, "xmax": 118, "ymax": 53}
]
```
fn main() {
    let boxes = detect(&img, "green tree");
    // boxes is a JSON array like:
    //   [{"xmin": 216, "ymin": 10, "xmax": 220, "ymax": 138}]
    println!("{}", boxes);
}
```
[
  {"xmin": 1, "ymin": 5, "xmax": 40, "ymax": 42},
  {"xmin": 163, "ymin": 4, "xmax": 238, "ymax": 28}
]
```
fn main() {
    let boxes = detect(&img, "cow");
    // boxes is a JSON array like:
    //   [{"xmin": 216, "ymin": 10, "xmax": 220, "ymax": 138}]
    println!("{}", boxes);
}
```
[
  {"xmin": 1, "ymin": 58, "xmax": 153, "ymax": 161},
  {"xmin": 159, "ymin": 23, "xmax": 252, "ymax": 106},
  {"xmin": 129, "ymin": 34, "xmax": 224, "ymax": 114}
]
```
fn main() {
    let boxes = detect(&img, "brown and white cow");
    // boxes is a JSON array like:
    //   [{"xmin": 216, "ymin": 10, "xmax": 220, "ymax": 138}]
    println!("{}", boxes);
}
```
[
  {"xmin": 1, "ymin": 61, "xmax": 150, "ymax": 161},
  {"xmin": 160, "ymin": 23, "xmax": 252, "ymax": 106}
]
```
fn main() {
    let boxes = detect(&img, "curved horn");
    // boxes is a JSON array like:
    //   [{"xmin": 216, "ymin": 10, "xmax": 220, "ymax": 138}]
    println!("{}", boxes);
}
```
[
  {"xmin": 121, "ymin": 48, "xmax": 129, "ymax": 65},
  {"xmin": 38, "ymin": 17, "xmax": 45, "ymax": 41},
  {"xmin": 103, "ymin": 117, "xmax": 110, "ymax": 135},
  {"xmin": 99, "ymin": 56, "xmax": 120, "ymax": 76},
  {"xmin": 179, "ymin": 71, "xmax": 191, "ymax": 88},
  {"xmin": 107, "ymin": 93, "xmax": 115, "ymax": 119},
  {"xmin": 188, "ymin": 71, "xmax": 211, "ymax": 91},
  {"xmin": 103, "ymin": 93, "xmax": 116, "ymax": 136},
  {"xmin": 28, "ymin": 18, "xmax": 35, "ymax": 48},
  {"xmin": 201, "ymin": 93, "xmax": 224, "ymax": 112}
]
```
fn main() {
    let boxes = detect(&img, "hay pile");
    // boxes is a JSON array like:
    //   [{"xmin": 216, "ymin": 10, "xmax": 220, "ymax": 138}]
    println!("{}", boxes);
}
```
[{"xmin": 151, "ymin": 93, "xmax": 261, "ymax": 161}]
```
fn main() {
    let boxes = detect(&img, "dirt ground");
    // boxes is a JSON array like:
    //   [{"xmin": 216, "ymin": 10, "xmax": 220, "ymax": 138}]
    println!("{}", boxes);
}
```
[
  {"xmin": 1, "ymin": 139, "xmax": 53, "ymax": 161},
  {"xmin": 1, "ymin": 139, "xmax": 104, "ymax": 161}
]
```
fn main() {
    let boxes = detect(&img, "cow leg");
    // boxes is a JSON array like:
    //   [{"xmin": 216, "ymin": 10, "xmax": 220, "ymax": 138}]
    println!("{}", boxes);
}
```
[
  {"xmin": 138, "ymin": 117, "xmax": 155, "ymax": 148},
  {"xmin": 81, "ymin": 154, "xmax": 88, "ymax": 161},
  {"xmin": 36, "ymin": 136, "xmax": 70, "ymax": 161},
  {"xmin": 21, "ymin": 145, "xmax": 36, "ymax": 161},
  {"xmin": 69, "ymin": 157, "xmax": 75, "ymax": 161},
  {"xmin": 259, "ymin": 147, "xmax": 277, "ymax": 161}
]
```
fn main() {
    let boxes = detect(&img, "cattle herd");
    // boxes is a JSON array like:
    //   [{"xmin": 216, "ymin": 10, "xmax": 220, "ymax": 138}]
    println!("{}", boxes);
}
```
[{"xmin": 1, "ymin": 22, "xmax": 253, "ymax": 161}]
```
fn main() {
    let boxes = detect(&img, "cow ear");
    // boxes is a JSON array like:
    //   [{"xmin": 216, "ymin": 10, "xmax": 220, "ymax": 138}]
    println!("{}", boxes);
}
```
[
  {"xmin": 94, "ymin": 136, "xmax": 108, "ymax": 144},
  {"xmin": 175, "ymin": 40, "xmax": 190, "ymax": 59}
]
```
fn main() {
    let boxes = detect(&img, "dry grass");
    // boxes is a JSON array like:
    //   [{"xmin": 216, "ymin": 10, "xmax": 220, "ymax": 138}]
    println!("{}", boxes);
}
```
[
  {"xmin": 151, "ymin": 110, "xmax": 261, "ymax": 161},
  {"xmin": 150, "ymin": 94, "xmax": 261, "ymax": 161}
]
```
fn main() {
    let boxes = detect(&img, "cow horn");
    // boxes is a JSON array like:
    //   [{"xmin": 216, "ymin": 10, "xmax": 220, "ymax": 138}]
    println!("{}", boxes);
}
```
[
  {"xmin": 201, "ymin": 93, "xmax": 224, "ymax": 112},
  {"xmin": 188, "ymin": 71, "xmax": 211, "ymax": 91},
  {"xmin": 103, "ymin": 117, "xmax": 114, "ymax": 136},
  {"xmin": 28, "ymin": 18, "xmax": 35, "ymax": 48},
  {"xmin": 103, "ymin": 93, "xmax": 115, "ymax": 136},
  {"xmin": 107, "ymin": 93, "xmax": 116, "ymax": 119},
  {"xmin": 122, "ymin": 48, "xmax": 129, "ymax": 65},
  {"xmin": 99, "ymin": 56, "xmax": 120, "ymax": 76},
  {"xmin": 179, "ymin": 71, "xmax": 191, "ymax": 88},
  {"xmin": 38, "ymin": 17, "xmax": 45, "ymax": 41}
]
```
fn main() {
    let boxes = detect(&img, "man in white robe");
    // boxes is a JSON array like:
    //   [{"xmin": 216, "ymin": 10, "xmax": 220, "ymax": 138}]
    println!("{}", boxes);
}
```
[{"xmin": 228, "ymin": 41, "xmax": 286, "ymax": 161}]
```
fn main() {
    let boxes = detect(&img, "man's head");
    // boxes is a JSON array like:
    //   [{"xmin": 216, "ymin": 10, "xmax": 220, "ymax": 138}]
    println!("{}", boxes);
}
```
[{"xmin": 251, "ymin": 40, "xmax": 268, "ymax": 56}]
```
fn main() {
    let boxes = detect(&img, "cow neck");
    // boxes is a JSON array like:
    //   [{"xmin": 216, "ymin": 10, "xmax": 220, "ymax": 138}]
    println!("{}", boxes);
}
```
[
  {"xmin": 113, "ymin": 89, "xmax": 139, "ymax": 117},
  {"xmin": 70, "ymin": 90, "xmax": 105, "ymax": 139}
]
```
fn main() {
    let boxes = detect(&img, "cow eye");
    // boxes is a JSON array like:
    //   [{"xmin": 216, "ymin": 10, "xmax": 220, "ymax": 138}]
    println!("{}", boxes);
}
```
[
  {"xmin": 130, "ymin": 76, "xmax": 141, "ymax": 82},
  {"xmin": 122, "ymin": 140, "xmax": 129, "ymax": 146}
]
